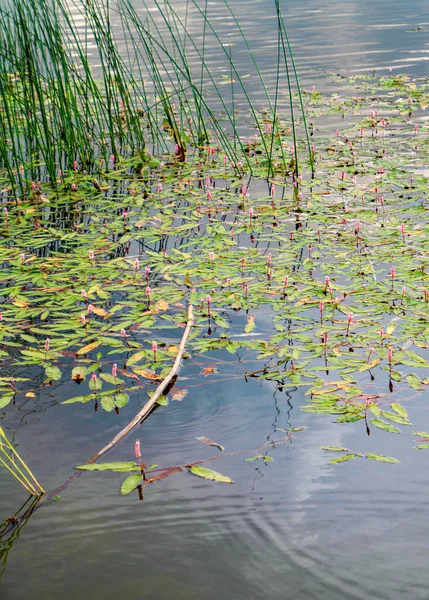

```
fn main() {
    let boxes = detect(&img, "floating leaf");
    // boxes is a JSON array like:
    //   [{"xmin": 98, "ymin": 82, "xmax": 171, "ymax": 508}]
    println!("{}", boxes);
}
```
[
  {"xmin": 156, "ymin": 395, "xmax": 168, "ymax": 406},
  {"xmin": 413, "ymin": 431, "xmax": 429, "ymax": 438},
  {"xmin": 172, "ymin": 389, "xmax": 188, "ymax": 401},
  {"xmin": 320, "ymin": 446, "xmax": 348, "ymax": 452},
  {"xmin": 72, "ymin": 366, "xmax": 86, "ymax": 382},
  {"xmin": 414, "ymin": 444, "xmax": 429, "ymax": 450},
  {"xmin": 76, "ymin": 340, "xmax": 102, "ymax": 355},
  {"xmin": 121, "ymin": 474, "xmax": 142, "ymax": 495},
  {"xmin": 100, "ymin": 372, "xmax": 124, "ymax": 385},
  {"xmin": 329, "ymin": 454, "xmax": 361, "ymax": 464},
  {"xmin": 369, "ymin": 418, "xmax": 401, "ymax": 434},
  {"xmin": 196, "ymin": 436, "xmax": 224, "ymax": 452},
  {"xmin": 132, "ymin": 368, "xmax": 162, "ymax": 381},
  {"xmin": 406, "ymin": 374, "xmax": 422, "ymax": 390},
  {"xmin": 126, "ymin": 351, "xmax": 146, "ymax": 366},
  {"xmin": 101, "ymin": 396, "xmax": 115, "ymax": 412},
  {"xmin": 244, "ymin": 456, "xmax": 259, "ymax": 462},
  {"xmin": 391, "ymin": 403, "xmax": 408, "ymax": 418},
  {"xmin": 366, "ymin": 454, "xmax": 400, "ymax": 464},
  {"xmin": 45, "ymin": 366, "xmax": 62, "ymax": 381},
  {"xmin": 115, "ymin": 393, "xmax": 129, "ymax": 408},
  {"xmin": 0, "ymin": 394, "xmax": 14, "ymax": 409},
  {"xmin": 189, "ymin": 465, "xmax": 233, "ymax": 483},
  {"xmin": 76, "ymin": 462, "xmax": 137, "ymax": 471}
]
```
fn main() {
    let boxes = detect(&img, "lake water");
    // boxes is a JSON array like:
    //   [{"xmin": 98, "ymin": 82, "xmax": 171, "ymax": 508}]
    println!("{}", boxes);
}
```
[{"xmin": 2, "ymin": 1, "xmax": 429, "ymax": 599}]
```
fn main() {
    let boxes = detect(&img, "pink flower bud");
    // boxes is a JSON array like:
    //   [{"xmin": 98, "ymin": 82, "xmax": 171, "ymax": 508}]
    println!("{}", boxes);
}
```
[
  {"xmin": 152, "ymin": 341, "xmax": 157, "ymax": 353},
  {"xmin": 323, "ymin": 332, "xmax": 328, "ymax": 344},
  {"xmin": 207, "ymin": 190, "xmax": 213, "ymax": 200},
  {"xmin": 206, "ymin": 294, "xmax": 211, "ymax": 305},
  {"xmin": 319, "ymin": 301, "xmax": 323, "ymax": 314},
  {"xmin": 242, "ymin": 185, "xmax": 247, "ymax": 195},
  {"xmin": 347, "ymin": 312, "xmax": 353, "ymax": 324},
  {"xmin": 3, "ymin": 207, "xmax": 8, "ymax": 218},
  {"xmin": 134, "ymin": 258, "xmax": 140, "ymax": 270},
  {"xmin": 121, "ymin": 328, "xmax": 127, "ymax": 337},
  {"xmin": 81, "ymin": 314, "xmax": 86, "ymax": 325},
  {"xmin": 145, "ymin": 265, "xmax": 150, "ymax": 276},
  {"xmin": 284, "ymin": 276, "xmax": 289, "ymax": 287},
  {"xmin": 92, "ymin": 372, "xmax": 97, "ymax": 382},
  {"xmin": 341, "ymin": 171, "xmax": 345, "ymax": 180},
  {"xmin": 379, "ymin": 166, "xmax": 383, "ymax": 174},
  {"xmin": 157, "ymin": 183, "xmax": 163, "ymax": 192},
  {"xmin": 89, "ymin": 250, "xmax": 95, "ymax": 260},
  {"xmin": 224, "ymin": 155, "xmax": 227, "ymax": 166},
  {"xmin": 391, "ymin": 267, "xmax": 395, "ymax": 277},
  {"xmin": 87, "ymin": 304, "xmax": 93, "ymax": 314},
  {"xmin": 145, "ymin": 286, "xmax": 151, "ymax": 297},
  {"xmin": 209, "ymin": 251, "xmax": 214, "ymax": 261},
  {"xmin": 71, "ymin": 183, "xmax": 77, "ymax": 191},
  {"xmin": 135, "ymin": 440, "xmax": 141, "ymax": 460},
  {"xmin": 267, "ymin": 253, "xmax": 272, "ymax": 265},
  {"xmin": 271, "ymin": 184, "xmax": 275, "ymax": 197},
  {"xmin": 20, "ymin": 253, "xmax": 25, "ymax": 263},
  {"xmin": 388, "ymin": 347, "xmax": 393, "ymax": 362},
  {"xmin": 81, "ymin": 289, "xmax": 86, "ymax": 298},
  {"xmin": 249, "ymin": 207, "xmax": 254, "ymax": 218},
  {"xmin": 112, "ymin": 363, "xmax": 117, "ymax": 377},
  {"xmin": 45, "ymin": 338, "xmax": 50, "ymax": 351},
  {"xmin": 73, "ymin": 160, "xmax": 77, "ymax": 171}
]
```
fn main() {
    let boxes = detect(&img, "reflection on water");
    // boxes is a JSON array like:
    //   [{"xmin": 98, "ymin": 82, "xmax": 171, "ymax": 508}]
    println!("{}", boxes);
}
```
[{"xmin": 2, "ymin": 1, "xmax": 429, "ymax": 598}]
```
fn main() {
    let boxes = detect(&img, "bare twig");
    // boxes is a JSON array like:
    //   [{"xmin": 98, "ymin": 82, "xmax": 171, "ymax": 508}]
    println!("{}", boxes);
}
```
[{"xmin": 86, "ymin": 302, "xmax": 194, "ymax": 465}]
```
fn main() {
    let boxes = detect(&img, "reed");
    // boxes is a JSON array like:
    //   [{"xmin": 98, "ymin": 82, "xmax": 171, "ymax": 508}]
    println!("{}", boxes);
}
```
[
  {"xmin": 0, "ymin": 0, "xmax": 312, "ymax": 189},
  {"xmin": 0, "ymin": 427, "xmax": 44, "ymax": 497}
]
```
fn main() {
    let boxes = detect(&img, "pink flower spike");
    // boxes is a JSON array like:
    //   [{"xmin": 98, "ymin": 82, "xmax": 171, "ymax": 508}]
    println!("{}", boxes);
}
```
[
  {"xmin": 3, "ymin": 207, "xmax": 8, "ymax": 218},
  {"xmin": 145, "ymin": 265, "xmax": 150, "ymax": 276},
  {"xmin": 134, "ymin": 258, "xmax": 140, "ymax": 270},
  {"xmin": 45, "ymin": 338, "xmax": 50, "ymax": 351},
  {"xmin": 135, "ymin": 440, "xmax": 141, "ymax": 460},
  {"xmin": 267, "ymin": 253, "xmax": 272, "ymax": 265},
  {"xmin": 112, "ymin": 364, "xmax": 117, "ymax": 377},
  {"xmin": 20, "ymin": 253, "xmax": 25, "ymax": 263},
  {"xmin": 92, "ymin": 372, "xmax": 97, "ymax": 382},
  {"xmin": 379, "ymin": 166, "xmax": 383, "ymax": 174},
  {"xmin": 157, "ymin": 183, "xmax": 163, "ymax": 192},
  {"xmin": 87, "ymin": 304, "xmax": 93, "ymax": 314},
  {"xmin": 206, "ymin": 295, "xmax": 211, "ymax": 305},
  {"xmin": 347, "ymin": 313, "xmax": 353, "ymax": 324},
  {"xmin": 152, "ymin": 341, "xmax": 158, "ymax": 354},
  {"xmin": 391, "ymin": 267, "xmax": 395, "ymax": 278},
  {"xmin": 388, "ymin": 347, "xmax": 393, "ymax": 363},
  {"xmin": 323, "ymin": 332, "xmax": 328, "ymax": 344},
  {"xmin": 284, "ymin": 276, "xmax": 289, "ymax": 287},
  {"xmin": 365, "ymin": 398, "xmax": 371, "ymax": 409},
  {"xmin": 207, "ymin": 190, "xmax": 213, "ymax": 200},
  {"xmin": 341, "ymin": 170, "xmax": 345, "ymax": 181},
  {"xmin": 89, "ymin": 250, "xmax": 95, "ymax": 260},
  {"xmin": 73, "ymin": 160, "xmax": 77, "ymax": 171},
  {"xmin": 145, "ymin": 286, "xmax": 151, "ymax": 297},
  {"xmin": 249, "ymin": 207, "xmax": 254, "ymax": 218},
  {"xmin": 209, "ymin": 251, "xmax": 215, "ymax": 261},
  {"xmin": 319, "ymin": 301, "xmax": 323, "ymax": 315},
  {"xmin": 242, "ymin": 185, "xmax": 247, "ymax": 196},
  {"xmin": 81, "ymin": 289, "xmax": 86, "ymax": 298},
  {"xmin": 0, "ymin": 313, "xmax": 2, "ymax": 321},
  {"xmin": 271, "ymin": 184, "xmax": 275, "ymax": 197},
  {"xmin": 121, "ymin": 329, "xmax": 127, "ymax": 337},
  {"xmin": 71, "ymin": 183, "xmax": 77, "ymax": 191},
  {"xmin": 80, "ymin": 314, "xmax": 86, "ymax": 325},
  {"xmin": 224, "ymin": 155, "xmax": 227, "ymax": 166}
]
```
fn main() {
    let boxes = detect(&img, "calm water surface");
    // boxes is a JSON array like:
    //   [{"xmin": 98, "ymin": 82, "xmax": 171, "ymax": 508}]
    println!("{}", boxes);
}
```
[{"xmin": 2, "ymin": 1, "xmax": 429, "ymax": 598}]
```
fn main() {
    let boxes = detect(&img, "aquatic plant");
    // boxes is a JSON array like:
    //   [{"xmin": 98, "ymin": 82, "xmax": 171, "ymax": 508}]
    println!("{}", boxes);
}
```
[{"xmin": 0, "ymin": 427, "xmax": 44, "ymax": 496}]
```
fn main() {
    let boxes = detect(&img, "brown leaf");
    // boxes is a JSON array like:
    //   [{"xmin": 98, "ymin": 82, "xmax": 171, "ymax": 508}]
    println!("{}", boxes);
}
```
[
  {"xmin": 201, "ymin": 365, "xmax": 218, "ymax": 377},
  {"xmin": 155, "ymin": 299, "xmax": 169, "ymax": 311},
  {"xmin": 144, "ymin": 467, "xmax": 183, "ymax": 485},
  {"xmin": 168, "ymin": 345, "xmax": 179, "ymax": 355},
  {"xmin": 132, "ymin": 368, "xmax": 163, "ymax": 381},
  {"xmin": 118, "ymin": 369, "xmax": 140, "ymax": 381},
  {"xmin": 196, "ymin": 436, "xmax": 224, "ymax": 452},
  {"xmin": 92, "ymin": 306, "xmax": 108, "ymax": 317},
  {"xmin": 76, "ymin": 340, "xmax": 102, "ymax": 355},
  {"xmin": 171, "ymin": 389, "xmax": 188, "ymax": 402}
]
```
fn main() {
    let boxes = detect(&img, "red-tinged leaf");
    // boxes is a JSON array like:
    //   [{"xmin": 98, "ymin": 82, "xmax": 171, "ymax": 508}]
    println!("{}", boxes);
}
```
[{"xmin": 196, "ymin": 436, "xmax": 224, "ymax": 452}]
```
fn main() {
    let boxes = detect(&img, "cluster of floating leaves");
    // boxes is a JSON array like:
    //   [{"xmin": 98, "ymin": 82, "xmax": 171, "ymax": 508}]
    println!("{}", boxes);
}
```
[{"xmin": 1, "ymin": 72, "xmax": 429, "ymax": 483}]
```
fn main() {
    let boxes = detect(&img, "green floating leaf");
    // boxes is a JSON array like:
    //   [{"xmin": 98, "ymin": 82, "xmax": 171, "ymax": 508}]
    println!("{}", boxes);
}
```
[
  {"xmin": 126, "ymin": 351, "xmax": 146, "ymax": 367},
  {"xmin": 381, "ymin": 411, "xmax": 411, "ymax": 426},
  {"xmin": 320, "ymin": 446, "xmax": 348, "ymax": 452},
  {"xmin": 115, "ymin": 393, "xmax": 129, "ymax": 408},
  {"xmin": 406, "ymin": 373, "xmax": 422, "ymax": 390},
  {"xmin": 262, "ymin": 456, "xmax": 274, "ymax": 462},
  {"xmin": 329, "ymin": 454, "xmax": 362, "ymax": 464},
  {"xmin": 369, "ymin": 418, "xmax": 401, "ymax": 434},
  {"xmin": 368, "ymin": 403, "xmax": 381, "ymax": 417},
  {"xmin": 101, "ymin": 396, "xmax": 115, "ymax": 412},
  {"xmin": 414, "ymin": 444, "xmax": 429, "ymax": 450},
  {"xmin": 72, "ymin": 366, "xmax": 86, "ymax": 382},
  {"xmin": 366, "ymin": 454, "xmax": 400, "ymax": 464},
  {"xmin": 0, "ymin": 394, "xmax": 15, "ymax": 409},
  {"xmin": 45, "ymin": 366, "xmax": 62, "ymax": 381},
  {"xmin": 121, "ymin": 474, "xmax": 143, "ymax": 495},
  {"xmin": 62, "ymin": 395, "xmax": 94, "ymax": 404},
  {"xmin": 189, "ymin": 465, "xmax": 233, "ymax": 483},
  {"xmin": 76, "ymin": 462, "xmax": 137, "ymax": 471},
  {"xmin": 100, "ymin": 372, "xmax": 124, "ymax": 385},
  {"xmin": 289, "ymin": 426, "xmax": 307, "ymax": 432},
  {"xmin": 156, "ymin": 395, "xmax": 168, "ymax": 406},
  {"xmin": 391, "ymin": 403, "xmax": 408, "ymax": 418},
  {"xmin": 244, "ymin": 456, "xmax": 259, "ymax": 462},
  {"xmin": 413, "ymin": 431, "xmax": 429, "ymax": 438}
]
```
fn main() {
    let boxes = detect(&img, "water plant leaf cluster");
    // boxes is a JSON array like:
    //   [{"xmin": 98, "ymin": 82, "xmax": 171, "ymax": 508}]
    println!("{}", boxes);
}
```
[{"xmin": 1, "ymin": 70, "xmax": 429, "ymax": 495}]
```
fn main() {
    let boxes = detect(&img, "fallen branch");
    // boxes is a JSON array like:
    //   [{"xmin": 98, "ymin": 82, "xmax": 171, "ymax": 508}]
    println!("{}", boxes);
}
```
[{"xmin": 86, "ymin": 301, "xmax": 194, "ymax": 465}]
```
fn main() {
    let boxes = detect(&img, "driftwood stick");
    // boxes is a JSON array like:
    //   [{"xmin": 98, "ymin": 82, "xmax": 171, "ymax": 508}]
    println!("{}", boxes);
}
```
[{"xmin": 86, "ymin": 302, "xmax": 194, "ymax": 465}]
